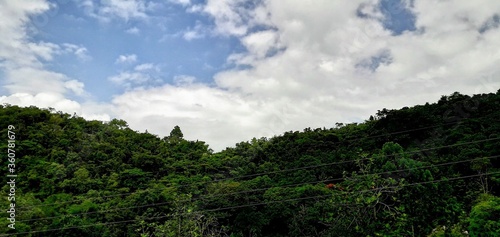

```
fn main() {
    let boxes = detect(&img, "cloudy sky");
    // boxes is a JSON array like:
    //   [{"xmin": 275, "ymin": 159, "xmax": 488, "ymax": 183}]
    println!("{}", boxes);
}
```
[{"xmin": 1, "ymin": 0, "xmax": 499, "ymax": 151}]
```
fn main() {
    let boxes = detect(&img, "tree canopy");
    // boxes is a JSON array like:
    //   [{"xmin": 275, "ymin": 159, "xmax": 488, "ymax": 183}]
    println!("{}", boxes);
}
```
[{"xmin": 1, "ymin": 90, "xmax": 499, "ymax": 236}]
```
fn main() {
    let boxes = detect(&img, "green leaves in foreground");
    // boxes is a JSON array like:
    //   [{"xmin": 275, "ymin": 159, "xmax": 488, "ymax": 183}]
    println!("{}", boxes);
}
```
[{"xmin": 469, "ymin": 194, "xmax": 500, "ymax": 237}]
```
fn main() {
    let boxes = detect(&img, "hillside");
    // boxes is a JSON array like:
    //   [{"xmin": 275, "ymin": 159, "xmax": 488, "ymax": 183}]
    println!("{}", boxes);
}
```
[{"xmin": 1, "ymin": 90, "xmax": 499, "ymax": 237}]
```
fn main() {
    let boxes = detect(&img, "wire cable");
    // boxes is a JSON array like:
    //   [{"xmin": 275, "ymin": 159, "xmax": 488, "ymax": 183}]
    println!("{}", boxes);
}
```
[
  {"xmin": 3, "ymin": 171, "xmax": 499, "ymax": 236},
  {"xmin": 16, "ymin": 136, "xmax": 500, "ymax": 211},
  {"xmin": 13, "ymin": 117, "xmax": 468, "ymax": 210},
  {"xmin": 14, "ymin": 155, "xmax": 500, "ymax": 223}
]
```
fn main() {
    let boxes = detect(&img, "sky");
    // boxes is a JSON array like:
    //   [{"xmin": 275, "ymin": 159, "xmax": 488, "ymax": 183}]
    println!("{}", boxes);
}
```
[{"xmin": 0, "ymin": 0, "xmax": 499, "ymax": 151}]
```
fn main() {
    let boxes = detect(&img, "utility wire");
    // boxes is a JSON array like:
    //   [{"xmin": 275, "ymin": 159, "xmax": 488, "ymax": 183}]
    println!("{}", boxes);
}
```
[
  {"xmin": 3, "ymin": 171, "xmax": 499, "ymax": 236},
  {"xmin": 14, "ymin": 117, "xmax": 466, "ymax": 210},
  {"xmin": 17, "ymin": 136, "xmax": 500, "ymax": 210},
  {"xmin": 15, "ymin": 155, "xmax": 500, "ymax": 223}
]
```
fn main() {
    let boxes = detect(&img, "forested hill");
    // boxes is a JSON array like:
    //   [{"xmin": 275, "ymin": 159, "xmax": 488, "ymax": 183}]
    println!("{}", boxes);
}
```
[{"xmin": 1, "ymin": 90, "xmax": 500, "ymax": 237}]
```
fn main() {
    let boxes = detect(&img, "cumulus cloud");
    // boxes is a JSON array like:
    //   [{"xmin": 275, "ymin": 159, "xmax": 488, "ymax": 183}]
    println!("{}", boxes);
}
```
[
  {"xmin": 80, "ymin": 0, "xmax": 150, "ymax": 22},
  {"xmin": 109, "ymin": 72, "xmax": 150, "ymax": 86},
  {"xmin": 169, "ymin": 0, "xmax": 191, "ymax": 7},
  {"xmin": 109, "ymin": 62, "xmax": 161, "ymax": 89},
  {"xmin": 80, "ymin": 101, "xmax": 114, "ymax": 121},
  {"xmin": 189, "ymin": 0, "xmax": 272, "ymax": 37},
  {"xmin": 228, "ymin": 30, "xmax": 282, "ymax": 65},
  {"xmin": 3, "ymin": 0, "xmax": 500, "ymax": 152},
  {"xmin": 173, "ymin": 75, "xmax": 196, "ymax": 85},
  {"xmin": 183, "ymin": 23, "xmax": 205, "ymax": 41},
  {"xmin": 4, "ymin": 67, "xmax": 68, "ymax": 95},
  {"xmin": 0, "ymin": 92, "xmax": 114, "ymax": 122},
  {"xmin": 170, "ymin": 21, "xmax": 208, "ymax": 41},
  {"xmin": 115, "ymin": 54, "xmax": 138, "ymax": 64},
  {"xmin": 134, "ymin": 63, "xmax": 156, "ymax": 71},
  {"xmin": 0, "ymin": 1, "xmax": 103, "ymax": 118},
  {"xmin": 0, "ymin": 92, "xmax": 81, "ymax": 114},
  {"xmin": 125, "ymin": 27, "xmax": 140, "ymax": 35},
  {"xmin": 61, "ymin": 43, "xmax": 92, "ymax": 61},
  {"xmin": 111, "ymin": 83, "xmax": 292, "ymax": 150},
  {"xmin": 110, "ymin": 0, "xmax": 500, "ymax": 151},
  {"xmin": 209, "ymin": 0, "xmax": 500, "ymax": 104},
  {"xmin": 0, "ymin": 1, "xmax": 68, "ymax": 91},
  {"xmin": 64, "ymin": 80, "xmax": 86, "ymax": 96}
]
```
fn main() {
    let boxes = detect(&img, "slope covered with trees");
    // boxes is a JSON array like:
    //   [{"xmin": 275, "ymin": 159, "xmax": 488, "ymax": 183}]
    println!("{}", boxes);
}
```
[{"xmin": 1, "ymin": 90, "xmax": 500, "ymax": 236}]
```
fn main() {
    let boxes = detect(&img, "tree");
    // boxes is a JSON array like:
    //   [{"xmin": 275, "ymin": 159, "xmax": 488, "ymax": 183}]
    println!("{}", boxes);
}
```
[
  {"xmin": 109, "ymin": 119, "xmax": 129, "ymax": 129},
  {"xmin": 468, "ymin": 194, "xmax": 500, "ymax": 237},
  {"xmin": 169, "ymin": 126, "xmax": 184, "ymax": 139},
  {"xmin": 137, "ymin": 194, "xmax": 229, "ymax": 237}
]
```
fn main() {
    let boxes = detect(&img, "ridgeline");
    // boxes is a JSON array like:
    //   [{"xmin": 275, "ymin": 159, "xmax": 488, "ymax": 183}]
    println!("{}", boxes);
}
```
[{"xmin": 1, "ymin": 90, "xmax": 499, "ymax": 236}]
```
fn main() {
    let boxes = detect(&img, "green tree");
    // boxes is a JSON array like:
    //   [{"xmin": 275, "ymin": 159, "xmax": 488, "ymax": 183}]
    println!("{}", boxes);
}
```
[
  {"xmin": 137, "ymin": 194, "xmax": 228, "ymax": 237},
  {"xmin": 169, "ymin": 126, "xmax": 184, "ymax": 139},
  {"xmin": 469, "ymin": 194, "xmax": 500, "ymax": 237}
]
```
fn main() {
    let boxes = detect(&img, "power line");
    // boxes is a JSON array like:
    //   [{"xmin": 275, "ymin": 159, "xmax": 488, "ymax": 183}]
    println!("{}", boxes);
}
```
[
  {"xmin": 15, "ymin": 155, "xmax": 500, "ymax": 223},
  {"xmin": 15, "ymin": 118, "xmax": 484, "ymax": 210},
  {"xmin": 16, "ymin": 136, "xmax": 500, "ymax": 210},
  {"xmin": 3, "ymin": 171, "xmax": 499, "ymax": 236},
  {"xmin": 343, "ymin": 119, "xmax": 466, "ymax": 142},
  {"xmin": 14, "ymin": 117, "xmax": 467, "ymax": 210}
]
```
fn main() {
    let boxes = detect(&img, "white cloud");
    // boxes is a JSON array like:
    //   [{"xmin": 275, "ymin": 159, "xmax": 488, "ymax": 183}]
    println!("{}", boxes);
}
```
[
  {"xmin": 111, "ymin": 79, "xmax": 373, "ymax": 151},
  {"xmin": 183, "ymin": 29, "xmax": 204, "ymax": 41},
  {"xmin": 173, "ymin": 75, "xmax": 196, "ymax": 85},
  {"xmin": 0, "ymin": 1, "xmax": 71, "ymax": 96},
  {"xmin": 115, "ymin": 54, "xmax": 138, "ymax": 64},
  {"xmin": 125, "ymin": 27, "xmax": 140, "ymax": 35},
  {"xmin": 27, "ymin": 41, "xmax": 60, "ymax": 61},
  {"xmin": 81, "ymin": 0, "xmax": 149, "ymax": 22},
  {"xmin": 109, "ymin": 72, "xmax": 150, "ymax": 85},
  {"xmin": 167, "ymin": 21, "xmax": 207, "ymax": 41},
  {"xmin": 169, "ymin": 0, "xmax": 191, "ymax": 7},
  {"xmin": 111, "ymin": 83, "xmax": 282, "ymax": 150},
  {"xmin": 0, "ymin": 92, "xmax": 81, "ymax": 114},
  {"xmin": 3, "ymin": 0, "xmax": 500, "ymax": 152},
  {"xmin": 228, "ymin": 30, "xmax": 281, "ymax": 65},
  {"xmin": 413, "ymin": 1, "xmax": 500, "ymax": 35},
  {"xmin": 134, "ymin": 63, "xmax": 155, "ymax": 71},
  {"xmin": 109, "ymin": 0, "xmax": 500, "ymax": 152},
  {"xmin": 64, "ymin": 80, "xmax": 86, "ymax": 96},
  {"xmin": 74, "ymin": 47, "xmax": 91, "ymax": 61},
  {"xmin": 208, "ymin": 0, "xmax": 500, "ymax": 104},
  {"xmin": 189, "ymin": 0, "xmax": 272, "ymax": 37},
  {"xmin": 0, "ymin": 1, "xmax": 104, "ymax": 120},
  {"xmin": 357, "ymin": 0, "xmax": 385, "ymax": 20},
  {"xmin": 109, "ymin": 63, "xmax": 161, "ymax": 89},
  {"xmin": 61, "ymin": 43, "xmax": 92, "ymax": 61},
  {"xmin": 182, "ymin": 21, "xmax": 206, "ymax": 41},
  {"xmin": 80, "ymin": 101, "xmax": 114, "ymax": 121},
  {"xmin": 0, "ymin": 92, "xmax": 113, "ymax": 122},
  {"xmin": 4, "ymin": 67, "xmax": 68, "ymax": 95}
]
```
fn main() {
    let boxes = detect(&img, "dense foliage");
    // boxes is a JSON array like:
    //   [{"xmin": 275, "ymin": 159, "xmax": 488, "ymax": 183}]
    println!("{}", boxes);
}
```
[{"xmin": 1, "ymin": 90, "xmax": 499, "ymax": 236}]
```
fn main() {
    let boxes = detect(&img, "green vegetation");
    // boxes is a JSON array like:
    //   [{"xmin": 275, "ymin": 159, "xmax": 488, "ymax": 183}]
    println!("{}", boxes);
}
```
[{"xmin": 1, "ymin": 90, "xmax": 500, "ymax": 236}]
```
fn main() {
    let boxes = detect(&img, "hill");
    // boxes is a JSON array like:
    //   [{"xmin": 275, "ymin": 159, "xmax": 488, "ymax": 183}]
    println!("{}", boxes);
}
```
[{"xmin": 1, "ymin": 90, "xmax": 500, "ymax": 236}]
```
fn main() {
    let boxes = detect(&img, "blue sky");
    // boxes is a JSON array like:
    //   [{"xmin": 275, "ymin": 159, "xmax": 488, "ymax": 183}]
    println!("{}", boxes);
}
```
[
  {"xmin": 29, "ymin": 0, "xmax": 244, "ymax": 100},
  {"xmin": 1, "ymin": 0, "xmax": 500, "ymax": 151}
]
